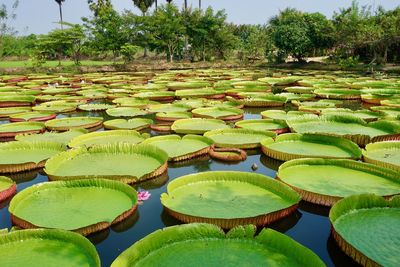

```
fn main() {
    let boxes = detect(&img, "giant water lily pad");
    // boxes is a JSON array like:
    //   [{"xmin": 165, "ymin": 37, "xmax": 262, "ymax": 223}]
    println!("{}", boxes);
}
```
[
  {"xmin": 111, "ymin": 223, "xmax": 324, "ymax": 267},
  {"xmin": 0, "ymin": 121, "xmax": 45, "ymax": 140},
  {"xmin": 9, "ymin": 179, "xmax": 137, "ymax": 235},
  {"xmin": 106, "ymin": 107, "xmax": 147, "ymax": 117},
  {"xmin": 287, "ymin": 115, "xmax": 400, "ymax": 146},
  {"xmin": 78, "ymin": 103, "xmax": 114, "ymax": 111},
  {"xmin": 330, "ymin": 194, "xmax": 400, "ymax": 267},
  {"xmin": 15, "ymin": 129, "xmax": 88, "ymax": 145},
  {"xmin": 0, "ymin": 229, "xmax": 100, "ymax": 267},
  {"xmin": 161, "ymin": 171, "xmax": 301, "ymax": 228},
  {"xmin": 9, "ymin": 111, "xmax": 56, "ymax": 122},
  {"xmin": 142, "ymin": 135, "xmax": 213, "ymax": 161},
  {"xmin": 0, "ymin": 176, "xmax": 16, "ymax": 202},
  {"xmin": 235, "ymin": 119, "xmax": 288, "ymax": 133},
  {"xmin": 69, "ymin": 130, "xmax": 146, "ymax": 148},
  {"xmin": 0, "ymin": 141, "xmax": 65, "ymax": 173},
  {"xmin": 155, "ymin": 111, "xmax": 192, "ymax": 121},
  {"xmin": 104, "ymin": 118, "xmax": 153, "ymax": 131},
  {"xmin": 192, "ymin": 107, "xmax": 243, "ymax": 120},
  {"xmin": 204, "ymin": 128, "xmax": 275, "ymax": 149},
  {"xmin": 45, "ymin": 144, "xmax": 168, "ymax": 183},
  {"xmin": 171, "ymin": 118, "xmax": 229, "ymax": 134},
  {"xmin": 277, "ymin": 158, "xmax": 400, "ymax": 206},
  {"xmin": 0, "ymin": 107, "xmax": 31, "ymax": 118},
  {"xmin": 45, "ymin": 117, "xmax": 103, "ymax": 131},
  {"xmin": 261, "ymin": 133, "xmax": 362, "ymax": 161},
  {"xmin": 313, "ymin": 88, "xmax": 361, "ymax": 100},
  {"xmin": 147, "ymin": 103, "xmax": 191, "ymax": 113},
  {"xmin": 363, "ymin": 141, "xmax": 400, "ymax": 171}
]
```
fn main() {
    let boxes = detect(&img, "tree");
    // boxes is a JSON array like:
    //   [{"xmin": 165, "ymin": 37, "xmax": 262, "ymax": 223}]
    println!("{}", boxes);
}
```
[
  {"xmin": 54, "ymin": 0, "xmax": 65, "ymax": 29},
  {"xmin": 132, "ymin": 0, "xmax": 155, "ymax": 57},
  {"xmin": 34, "ymin": 23, "xmax": 85, "ymax": 65},
  {"xmin": 0, "ymin": 1, "xmax": 19, "ymax": 55},
  {"xmin": 83, "ymin": 3, "xmax": 128, "ymax": 60},
  {"xmin": 87, "ymin": 0, "xmax": 112, "ymax": 17},
  {"xmin": 149, "ymin": 4, "xmax": 185, "ymax": 62},
  {"xmin": 269, "ymin": 8, "xmax": 333, "ymax": 61},
  {"xmin": 235, "ymin": 24, "xmax": 271, "ymax": 61}
]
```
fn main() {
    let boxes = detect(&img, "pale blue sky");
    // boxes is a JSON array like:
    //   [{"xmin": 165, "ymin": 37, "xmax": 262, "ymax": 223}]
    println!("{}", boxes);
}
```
[{"xmin": 2, "ymin": 0, "xmax": 399, "ymax": 35}]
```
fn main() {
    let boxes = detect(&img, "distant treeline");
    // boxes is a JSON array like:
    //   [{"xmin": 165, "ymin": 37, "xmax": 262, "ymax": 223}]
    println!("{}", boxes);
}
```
[{"xmin": 0, "ymin": 0, "xmax": 399, "ymax": 66}]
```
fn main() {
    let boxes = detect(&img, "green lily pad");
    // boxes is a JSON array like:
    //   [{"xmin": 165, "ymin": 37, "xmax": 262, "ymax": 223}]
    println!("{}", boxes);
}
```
[
  {"xmin": 9, "ymin": 111, "xmax": 56, "ymax": 122},
  {"xmin": 147, "ymin": 103, "xmax": 191, "ymax": 113},
  {"xmin": 111, "ymin": 224, "xmax": 324, "ymax": 267},
  {"xmin": 171, "ymin": 118, "xmax": 229, "ymax": 134},
  {"xmin": 330, "ymin": 194, "xmax": 400, "ymax": 267},
  {"xmin": 44, "ymin": 144, "xmax": 168, "ymax": 183},
  {"xmin": 155, "ymin": 111, "xmax": 192, "ymax": 121},
  {"xmin": 0, "ymin": 122, "xmax": 45, "ymax": 139},
  {"xmin": 106, "ymin": 107, "xmax": 147, "ymax": 117},
  {"xmin": 313, "ymin": 88, "xmax": 361, "ymax": 100},
  {"xmin": 204, "ymin": 128, "xmax": 275, "ymax": 149},
  {"xmin": 287, "ymin": 115, "xmax": 400, "ymax": 146},
  {"xmin": 261, "ymin": 133, "xmax": 362, "ymax": 161},
  {"xmin": 142, "ymin": 134, "xmax": 213, "ymax": 161},
  {"xmin": 45, "ymin": 117, "xmax": 103, "ymax": 131},
  {"xmin": 0, "ymin": 176, "xmax": 16, "ymax": 201},
  {"xmin": 161, "ymin": 171, "xmax": 300, "ymax": 228},
  {"xmin": 0, "ymin": 107, "xmax": 32, "ymax": 118},
  {"xmin": 0, "ymin": 229, "xmax": 100, "ymax": 267},
  {"xmin": 0, "ymin": 141, "xmax": 66, "ymax": 173},
  {"xmin": 78, "ymin": 104, "xmax": 114, "ymax": 111},
  {"xmin": 15, "ymin": 129, "xmax": 88, "ymax": 145},
  {"xmin": 69, "ymin": 130, "xmax": 146, "ymax": 148},
  {"xmin": 363, "ymin": 141, "xmax": 400, "ymax": 171},
  {"xmin": 235, "ymin": 119, "xmax": 288, "ymax": 133},
  {"xmin": 277, "ymin": 158, "xmax": 400, "ymax": 206},
  {"xmin": 9, "ymin": 179, "xmax": 137, "ymax": 234},
  {"xmin": 192, "ymin": 107, "xmax": 243, "ymax": 120},
  {"xmin": 104, "ymin": 118, "xmax": 153, "ymax": 131}
]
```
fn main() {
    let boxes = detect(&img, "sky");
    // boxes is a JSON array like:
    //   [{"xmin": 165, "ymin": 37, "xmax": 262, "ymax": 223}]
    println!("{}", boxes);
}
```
[{"xmin": 2, "ymin": 0, "xmax": 399, "ymax": 35}]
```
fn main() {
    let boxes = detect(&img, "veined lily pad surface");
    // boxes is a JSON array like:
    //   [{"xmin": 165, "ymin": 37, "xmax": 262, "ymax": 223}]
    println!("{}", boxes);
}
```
[
  {"xmin": 155, "ymin": 111, "xmax": 192, "ymax": 121},
  {"xmin": 45, "ymin": 117, "xmax": 103, "ymax": 131},
  {"xmin": 142, "ymin": 135, "xmax": 213, "ymax": 161},
  {"xmin": 287, "ymin": 115, "xmax": 400, "ymax": 146},
  {"xmin": 44, "ymin": 144, "xmax": 168, "ymax": 183},
  {"xmin": 111, "ymin": 224, "xmax": 324, "ymax": 267},
  {"xmin": 0, "ymin": 107, "xmax": 31, "ymax": 118},
  {"xmin": 15, "ymin": 128, "xmax": 88, "ymax": 145},
  {"xmin": 330, "ymin": 194, "xmax": 400, "ymax": 267},
  {"xmin": 261, "ymin": 133, "xmax": 362, "ymax": 161},
  {"xmin": 0, "ymin": 121, "xmax": 45, "ymax": 139},
  {"xmin": 0, "ymin": 176, "xmax": 16, "ymax": 201},
  {"xmin": 171, "ymin": 118, "xmax": 229, "ymax": 134},
  {"xmin": 9, "ymin": 111, "xmax": 56, "ymax": 122},
  {"xmin": 9, "ymin": 179, "xmax": 137, "ymax": 235},
  {"xmin": 104, "ymin": 118, "xmax": 153, "ymax": 130},
  {"xmin": 204, "ymin": 128, "xmax": 275, "ymax": 149},
  {"xmin": 191, "ymin": 107, "xmax": 243, "ymax": 120},
  {"xmin": 363, "ymin": 141, "xmax": 400, "ymax": 171},
  {"xmin": 0, "ymin": 141, "xmax": 65, "ymax": 173},
  {"xmin": 69, "ymin": 130, "xmax": 146, "ymax": 148},
  {"xmin": 106, "ymin": 107, "xmax": 147, "ymax": 117},
  {"xmin": 235, "ymin": 119, "xmax": 288, "ymax": 133},
  {"xmin": 161, "ymin": 171, "xmax": 301, "ymax": 228},
  {"xmin": 277, "ymin": 158, "xmax": 400, "ymax": 206},
  {"xmin": 0, "ymin": 229, "xmax": 100, "ymax": 267}
]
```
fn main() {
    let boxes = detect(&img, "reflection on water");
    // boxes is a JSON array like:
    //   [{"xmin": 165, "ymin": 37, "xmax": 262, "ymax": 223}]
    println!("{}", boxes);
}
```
[{"xmin": 260, "ymin": 154, "xmax": 284, "ymax": 172}]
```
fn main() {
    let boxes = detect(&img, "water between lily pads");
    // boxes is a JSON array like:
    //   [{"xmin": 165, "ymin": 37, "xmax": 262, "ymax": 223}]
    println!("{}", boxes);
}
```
[{"xmin": 0, "ymin": 104, "xmax": 362, "ymax": 267}]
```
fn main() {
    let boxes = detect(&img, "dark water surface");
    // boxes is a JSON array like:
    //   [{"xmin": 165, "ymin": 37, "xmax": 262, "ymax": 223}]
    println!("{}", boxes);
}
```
[{"xmin": 0, "ymin": 106, "xmax": 360, "ymax": 267}]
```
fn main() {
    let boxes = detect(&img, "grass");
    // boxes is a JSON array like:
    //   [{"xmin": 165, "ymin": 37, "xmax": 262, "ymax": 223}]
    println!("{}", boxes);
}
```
[{"xmin": 0, "ymin": 60, "xmax": 122, "ymax": 68}]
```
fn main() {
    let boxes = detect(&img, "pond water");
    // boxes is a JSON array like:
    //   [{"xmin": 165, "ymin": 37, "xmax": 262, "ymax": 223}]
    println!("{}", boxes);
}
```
[{"xmin": 0, "ymin": 104, "xmax": 362, "ymax": 267}]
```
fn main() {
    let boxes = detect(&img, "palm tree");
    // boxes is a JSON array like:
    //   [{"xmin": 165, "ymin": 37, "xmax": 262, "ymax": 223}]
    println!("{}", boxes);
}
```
[
  {"xmin": 132, "ymin": 0, "xmax": 155, "ymax": 15},
  {"xmin": 54, "ymin": 0, "xmax": 65, "ymax": 29},
  {"xmin": 132, "ymin": 0, "xmax": 155, "ymax": 57},
  {"xmin": 166, "ymin": 0, "xmax": 172, "ymax": 4}
]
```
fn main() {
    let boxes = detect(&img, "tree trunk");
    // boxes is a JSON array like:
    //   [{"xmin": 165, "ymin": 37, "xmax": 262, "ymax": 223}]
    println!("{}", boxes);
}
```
[
  {"xmin": 58, "ymin": 3, "xmax": 63, "ymax": 30},
  {"xmin": 199, "ymin": 0, "xmax": 201, "ymax": 9},
  {"xmin": 184, "ymin": 0, "xmax": 187, "ymax": 10},
  {"xmin": 155, "ymin": 0, "xmax": 157, "ymax": 11},
  {"xmin": 383, "ymin": 45, "xmax": 388, "ymax": 64},
  {"xmin": 142, "ymin": 12, "xmax": 148, "ymax": 58}
]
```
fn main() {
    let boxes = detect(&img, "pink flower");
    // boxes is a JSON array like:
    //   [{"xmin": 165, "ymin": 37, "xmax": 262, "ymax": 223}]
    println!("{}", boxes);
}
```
[{"xmin": 138, "ymin": 191, "xmax": 151, "ymax": 201}]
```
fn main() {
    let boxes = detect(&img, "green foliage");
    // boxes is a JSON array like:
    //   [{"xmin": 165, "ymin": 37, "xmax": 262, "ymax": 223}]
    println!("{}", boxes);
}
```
[
  {"xmin": 338, "ymin": 56, "xmax": 360, "ymax": 69},
  {"xmin": 270, "ymin": 8, "xmax": 333, "ymax": 61},
  {"xmin": 132, "ymin": 0, "xmax": 155, "ymax": 14},
  {"xmin": 148, "ymin": 4, "xmax": 185, "ymax": 62},
  {"xmin": 33, "ymin": 23, "xmax": 85, "ymax": 66},
  {"xmin": 234, "ymin": 24, "xmax": 272, "ymax": 62},
  {"xmin": 120, "ymin": 44, "xmax": 140, "ymax": 62}
]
